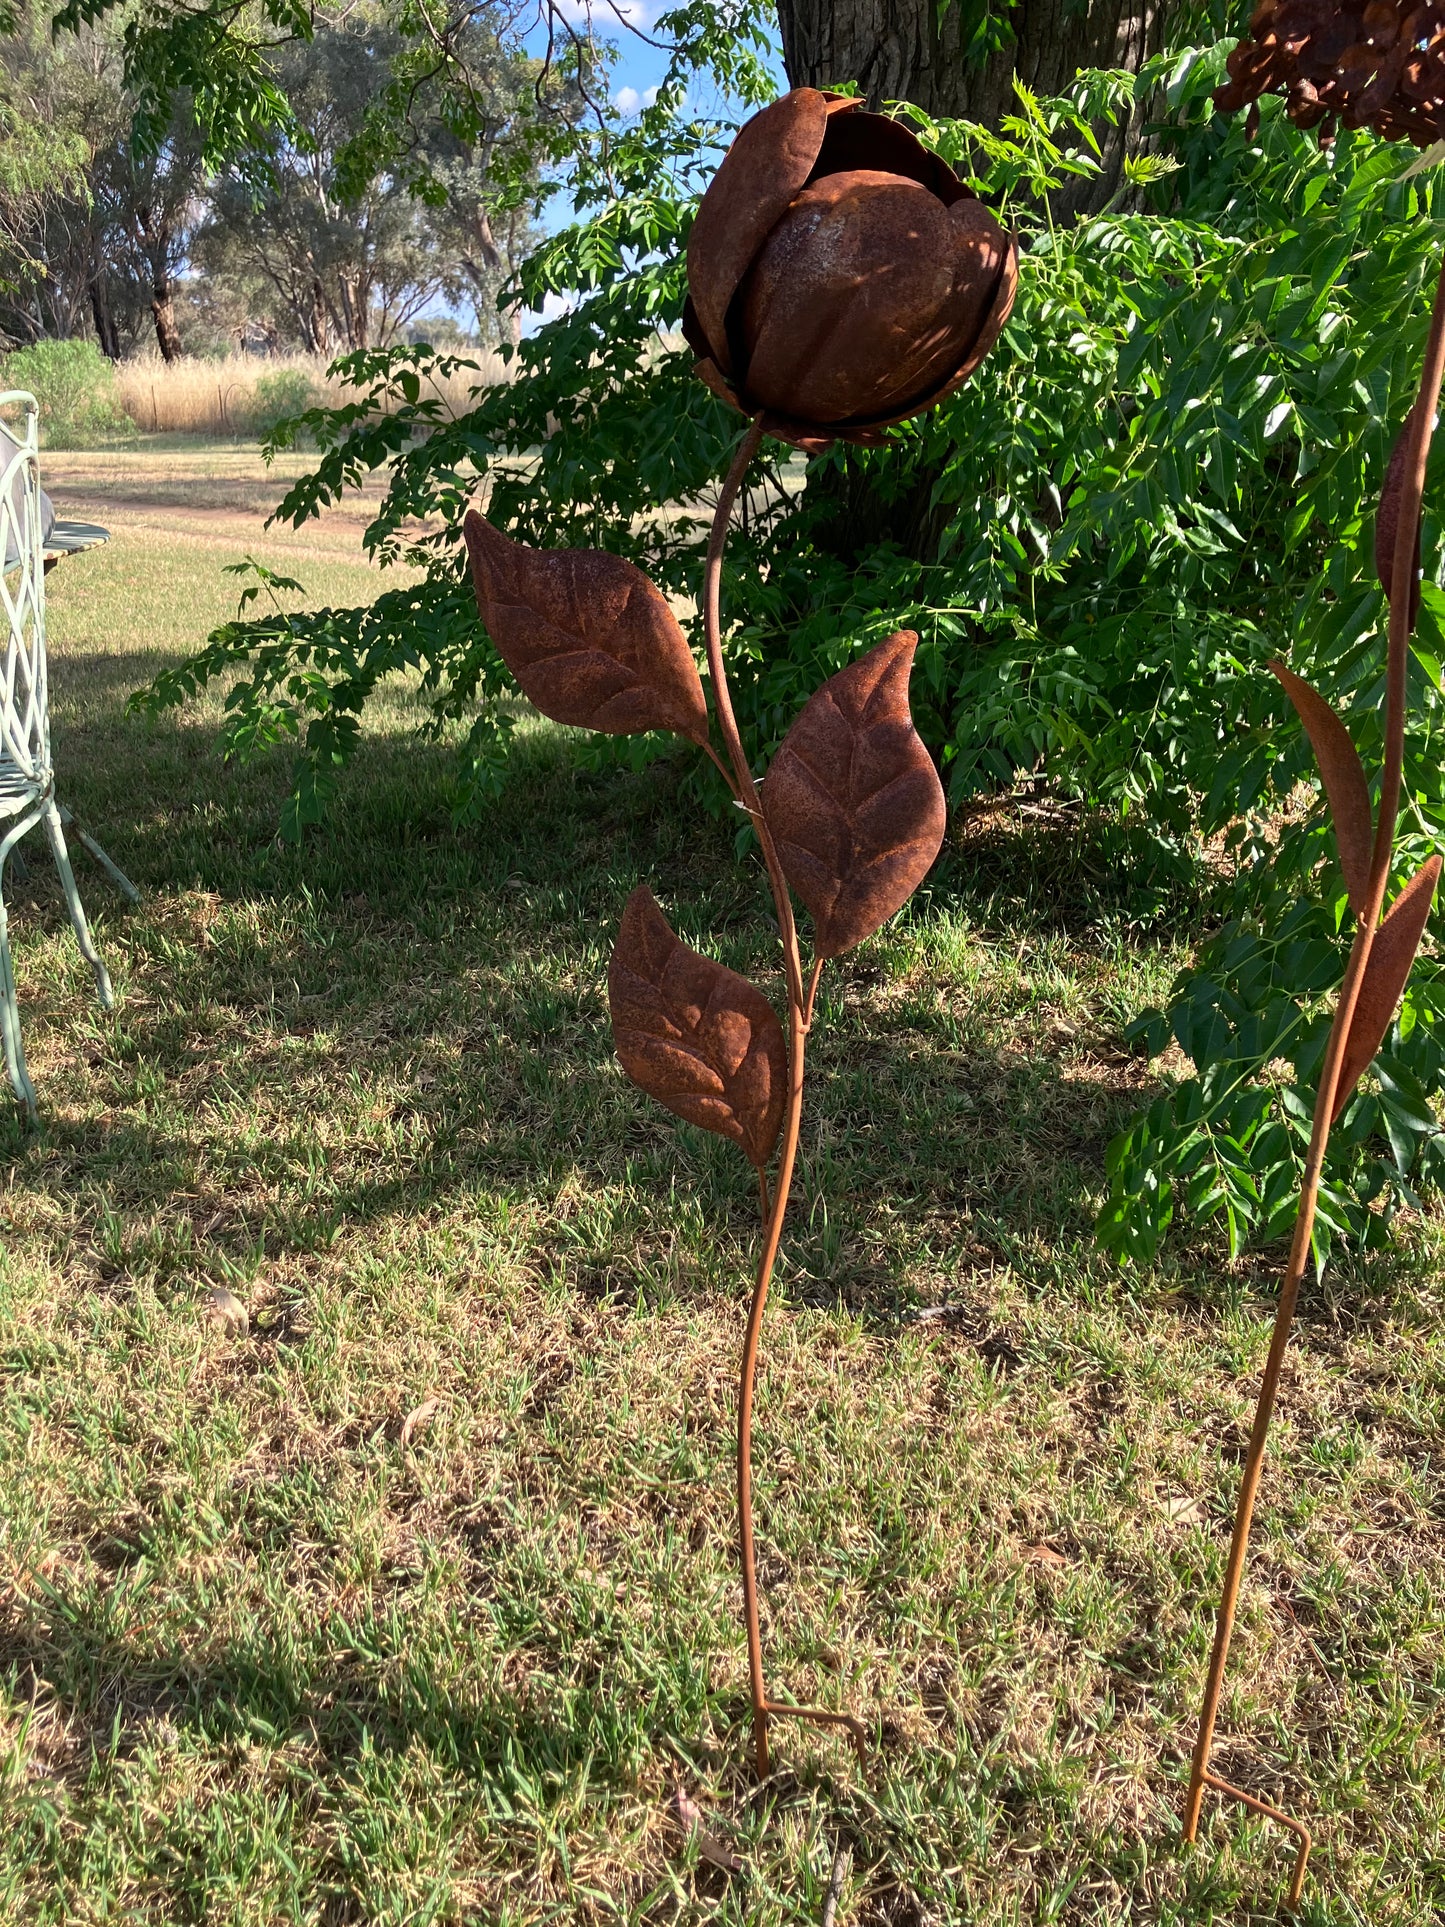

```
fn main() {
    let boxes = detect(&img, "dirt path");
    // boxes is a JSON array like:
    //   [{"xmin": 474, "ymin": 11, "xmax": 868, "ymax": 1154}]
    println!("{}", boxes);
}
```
[{"xmin": 41, "ymin": 443, "xmax": 430, "ymax": 564}]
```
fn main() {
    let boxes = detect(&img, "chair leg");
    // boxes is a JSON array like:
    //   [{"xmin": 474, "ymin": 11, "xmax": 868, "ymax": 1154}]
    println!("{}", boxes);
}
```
[
  {"xmin": 42, "ymin": 802, "xmax": 114, "ymax": 1010},
  {"xmin": 55, "ymin": 804, "xmax": 140, "ymax": 904},
  {"xmin": 0, "ymin": 847, "xmax": 37, "ymax": 1121}
]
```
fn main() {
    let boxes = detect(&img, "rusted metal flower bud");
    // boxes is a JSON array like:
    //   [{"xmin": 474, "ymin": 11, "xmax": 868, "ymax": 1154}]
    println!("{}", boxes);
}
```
[{"xmin": 684, "ymin": 88, "xmax": 1019, "ymax": 451}]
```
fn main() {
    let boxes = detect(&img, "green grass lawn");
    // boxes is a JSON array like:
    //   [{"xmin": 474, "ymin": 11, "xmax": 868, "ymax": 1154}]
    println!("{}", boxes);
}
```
[{"xmin": 0, "ymin": 452, "xmax": 1441, "ymax": 1923}]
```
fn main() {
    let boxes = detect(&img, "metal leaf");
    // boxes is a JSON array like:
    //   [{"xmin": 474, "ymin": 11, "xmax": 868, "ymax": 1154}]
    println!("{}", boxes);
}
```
[
  {"xmin": 1270, "ymin": 661, "xmax": 1373, "ymax": 917},
  {"xmin": 1375, "ymin": 412, "xmax": 1422, "ymax": 622},
  {"xmin": 761, "ymin": 630, "xmax": 946, "ymax": 957},
  {"xmin": 1332, "ymin": 856, "xmax": 1443, "ymax": 1120},
  {"xmin": 463, "ymin": 510, "xmax": 710, "ymax": 746},
  {"xmin": 608, "ymin": 887, "xmax": 788, "ymax": 1169}
]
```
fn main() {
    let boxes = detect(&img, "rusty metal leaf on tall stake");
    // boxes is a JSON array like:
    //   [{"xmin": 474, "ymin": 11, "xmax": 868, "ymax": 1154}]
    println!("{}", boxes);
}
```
[
  {"xmin": 1270, "ymin": 661, "xmax": 1374, "ymax": 914},
  {"xmin": 463, "ymin": 510, "xmax": 710, "ymax": 745},
  {"xmin": 1331, "ymin": 855, "xmax": 1443, "ymax": 1118},
  {"xmin": 608, "ymin": 886, "xmax": 788, "ymax": 1169},
  {"xmin": 761, "ymin": 630, "xmax": 946, "ymax": 957},
  {"xmin": 1188, "ymin": 32, "xmax": 1445, "ymax": 1887}
]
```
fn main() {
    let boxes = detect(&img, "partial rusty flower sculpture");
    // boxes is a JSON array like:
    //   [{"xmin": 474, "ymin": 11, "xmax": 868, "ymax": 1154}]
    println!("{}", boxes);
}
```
[
  {"xmin": 1180, "ymin": 31, "xmax": 1445, "ymax": 1908},
  {"xmin": 1216, "ymin": 0, "xmax": 1445, "ymax": 144},
  {"xmin": 464, "ymin": 87, "xmax": 1016, "ymax": 1775}
]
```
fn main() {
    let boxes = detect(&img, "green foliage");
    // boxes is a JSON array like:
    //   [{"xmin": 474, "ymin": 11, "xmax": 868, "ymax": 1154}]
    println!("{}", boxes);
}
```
[
  {"xmin": 52, "ymin": 0, "xmax": 308, "ymax": 178},
  {"xmin": 1097, "ymin": 622, "xmax": 1445, "ymax": 1271},
  {"xmin": 249, "ymin": 367, "xmax": 318, "ymax": 442},
  {"xmin": 2, "ymin": 337, "xmax": 131, "ymax": 446},
  {"xmin": 136, "ymin": 38, "xmax": 1445, "ymax": 1259}
]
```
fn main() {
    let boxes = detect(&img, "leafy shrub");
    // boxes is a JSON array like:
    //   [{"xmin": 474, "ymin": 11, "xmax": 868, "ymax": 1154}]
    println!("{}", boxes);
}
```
[
  {"xmin": 249, "ymin": 366, "xmax": 319, "ymax": 443},
  {"xmin": 135, "ymin": 43, "xmax": 1445, "ymax": 1260},
  {"xmin": 2, "ymin": 338, "xmax": 132, "ymax": 447}
]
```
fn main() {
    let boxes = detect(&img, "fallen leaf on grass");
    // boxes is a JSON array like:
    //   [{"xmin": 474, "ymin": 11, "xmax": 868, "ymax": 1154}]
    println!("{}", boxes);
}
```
[
  {"xmin": 203, "ymin": 1286, "xmax": 248, "ymax": 1339},
  {"xmin": 1162, "ymin": 1495, "xmax": 1207, "ymax": 1526},
  {"xmin": 400, "ymin": 1398, "xmax": 441, "ymax": 1447},
  {"xmin": 672, "ymin": 1787, "xmax": 742, "ymax": 1874}
]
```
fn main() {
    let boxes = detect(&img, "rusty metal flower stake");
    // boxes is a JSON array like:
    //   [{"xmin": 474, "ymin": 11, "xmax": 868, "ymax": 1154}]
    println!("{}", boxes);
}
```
[
  {"xmin": 464, "ymin": 87, "xmax": 1016, "ymax": 1775},
  {"xmin": 1185, "ymin": 27, "xmax": 1445, "ymax": 1905}
]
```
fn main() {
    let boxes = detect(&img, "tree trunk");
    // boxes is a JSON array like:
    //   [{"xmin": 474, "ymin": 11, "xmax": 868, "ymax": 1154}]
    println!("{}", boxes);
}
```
[
  {"xmin": 308, "ymin": 279, "xmax": 331, "ymax": 357},
  {"xmin": 150, "ymin": 276, "xmax": 182, "ymax": 362},
  {"xmin": 465, "ymin": 208, "xmax": 525, "ymax": 350},
  {"xmin": 88, "ymin": 249, "xmax": 121, "ymax": 361},
  {"xmin": 776, "ymin": 0, "xmax": 1168, "ymax": 219}
]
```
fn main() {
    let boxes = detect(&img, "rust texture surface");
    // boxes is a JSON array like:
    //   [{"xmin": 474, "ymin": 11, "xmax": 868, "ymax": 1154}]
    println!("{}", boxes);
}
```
[
  {"xmin": 682, "ymin": 87, "xmax": 1017, "ymax": 449},
  {"xmin": 762, "ymin": 630, "xmax": 946, "ymax": 958},
  {"xmin": 608, "ymin": 886, "xmax": 788, "ymax": 1170}
]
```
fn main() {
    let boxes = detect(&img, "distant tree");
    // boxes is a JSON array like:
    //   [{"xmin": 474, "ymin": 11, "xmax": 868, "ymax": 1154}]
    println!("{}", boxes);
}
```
[
  {"xmin": 103, "ymin": 109, "xmax": 205, "ymax": 360},
  {"xmin": 0, "ymin": 9, "xmax": 110, "ymax": 346},
  {"xmin": 0, "ymin": 0, "xmax": 550, "ymax": 359},
  {"xmin": 193, "ymin": 18, "xmax": 469, "ymax": 353},
  {"xmin": 0, "ymin": 7, "xmax": 205, "ymax": 359},
  {"xmin": 424, "ymin": 147, "xmax": 537, "ymax": 349}
]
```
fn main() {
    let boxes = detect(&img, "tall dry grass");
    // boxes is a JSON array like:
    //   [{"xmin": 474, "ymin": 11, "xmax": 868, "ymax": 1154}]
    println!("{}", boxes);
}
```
[{"xmin": 114, "ymin": 349, "xmax": 508, "ymax": 439}]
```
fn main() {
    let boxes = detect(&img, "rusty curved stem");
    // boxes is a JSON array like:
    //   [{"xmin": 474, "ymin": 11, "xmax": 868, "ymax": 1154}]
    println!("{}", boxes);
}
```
[
  {"xmin": 1183, "ymin": 250, "xmax": 1445, "ymax": 1901},
  {"xmin": 1200, "ymin": 1772, "xmax": 1312, "ymax": 1909},
  {"xmin": 703, "ymin": 418, "xmax": 805, "ymax": 1014},
  {"xmin": 803, "ymin": 954, "xmax": 826, "ymax": 1030},
  {"xmin": 702, "ymin": 738, "xmax": 744, "ymax": 800},
  {"xmin": 704, "ymin": 417, "xmax": 864, "ymax": 1776}
]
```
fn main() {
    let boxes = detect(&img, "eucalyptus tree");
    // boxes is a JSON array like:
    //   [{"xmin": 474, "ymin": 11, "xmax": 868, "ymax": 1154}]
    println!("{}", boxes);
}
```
[{"xmin": 194, "ymin": 17, "xmax": 465, "ymax": 354}]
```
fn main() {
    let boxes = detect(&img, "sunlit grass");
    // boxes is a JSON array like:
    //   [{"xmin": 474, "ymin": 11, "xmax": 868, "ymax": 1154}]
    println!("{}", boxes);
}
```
[{"xmin": 0, "ymin": 449, "xmax": 1439, "ymax": 1924}]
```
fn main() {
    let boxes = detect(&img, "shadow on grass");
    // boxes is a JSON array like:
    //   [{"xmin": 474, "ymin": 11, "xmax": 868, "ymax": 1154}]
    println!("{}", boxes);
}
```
[
  {"xmin": 7, "ymin": 706, "xmax": 1409, "ymax": 1316},
  {"xmin": 0, "ymin": 1563, "xmax": 1300, "ymax": 1927}
]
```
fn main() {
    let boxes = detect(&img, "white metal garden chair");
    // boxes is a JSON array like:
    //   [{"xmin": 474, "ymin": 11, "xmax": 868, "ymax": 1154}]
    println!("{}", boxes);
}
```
[{"xmin": 0, "ymin": 391, "xmax": 137, "ymax": 1119}]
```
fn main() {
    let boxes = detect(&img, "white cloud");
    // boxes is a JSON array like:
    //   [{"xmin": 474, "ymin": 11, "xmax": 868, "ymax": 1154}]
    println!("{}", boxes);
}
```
[{"xmin": 612, "ymin": 83, "xmax": 659, "ymax": 116}]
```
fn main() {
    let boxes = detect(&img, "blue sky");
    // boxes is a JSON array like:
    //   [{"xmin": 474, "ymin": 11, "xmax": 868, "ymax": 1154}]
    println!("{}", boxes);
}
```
[{"xmin": 548, "ymin": 0, "xmax": 784, "ymax": 123}]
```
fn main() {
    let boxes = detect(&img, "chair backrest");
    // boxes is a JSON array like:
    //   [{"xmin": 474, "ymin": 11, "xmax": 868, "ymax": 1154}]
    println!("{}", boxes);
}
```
[{"xmin": 0, "ymin": 393, "xmax": 48, "ymax": 790}]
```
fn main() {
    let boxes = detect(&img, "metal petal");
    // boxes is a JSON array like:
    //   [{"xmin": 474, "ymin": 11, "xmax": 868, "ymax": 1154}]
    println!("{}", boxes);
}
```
[
  {"xmin": 681, "ymin": 296, "xmax": 715, "ymax": 366},
  {"xmin": 1270, "ymin": 661, "xmax": 1374, "ymax": 916},
  {"xmin": 463, "ymin": 511, "xmax": 710, "ymax": 745},
  {"xmin": 686, "ymin": 88, "xmax": 829, "ymax": 376},
  {"xmin": 738, "ymin": 173, "xmax": 1011, "ymax": 428},
  {"xmin": 834, "ymin": 228, "xmax": 1019, "ymax": 432},
  {"xmin": 608, "ymin": 886, "xmax": 788, "ymax": 1168},
  {"xmin": 880, "ymin": 229, "xmax": 1018, "ymax": 416},
  {"xmin": 811, "ymin": 104, "xmax": 971, "ymax": 205},
  {"xmin": 1332, "ymin": 856, "xmax": 1443, "ymax": 1119},
  {"xmin": 690, "ymin": 349, "xmax": 748, "ymax": 420},
  {"xmin": 761, "ymin": 630, "xmax": 946, "ymax": 956}
]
